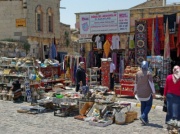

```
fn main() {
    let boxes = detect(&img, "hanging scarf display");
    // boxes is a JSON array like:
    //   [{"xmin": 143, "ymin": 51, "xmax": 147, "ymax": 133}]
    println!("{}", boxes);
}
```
[
  {"xmin": 103, "ymin": 40, "xmax": 111, "ymax": 58},
  {"xmin": 177, "ymin": 19, "xmax": 180, "ymax": 57},
  {"xmin": 163, "ymin": 13, "xmax": 177, "ymax": 34},
  {"xmin": 120, "ymin": 34, "xmax": 128, "ymax": 49},
  {"xmin": 154, "ymin": 16, "xmax": 161, "ymax": 55},
  {"xmin": 135, "ymin": 20, "xmax": 147, "ymax": 65},
  {"xmin": 142, "ymin": 17, "xmax": 165, "ymax": 50},
  {"xmin": 129, "ymin": 34, "xmax": 135, "ymax": 49}
]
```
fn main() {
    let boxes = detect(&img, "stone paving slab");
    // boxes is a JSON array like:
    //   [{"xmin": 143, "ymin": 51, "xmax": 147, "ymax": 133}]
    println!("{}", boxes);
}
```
[{"xmin": 0, "ymin": 99, "xmax": 168, "ymax": 134}]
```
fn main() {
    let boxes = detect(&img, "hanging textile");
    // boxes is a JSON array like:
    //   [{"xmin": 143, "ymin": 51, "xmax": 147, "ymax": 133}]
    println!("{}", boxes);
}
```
[
  {"xmin": 129, "ymin": 34, "xmax": 135, "ymax": 49},
  {"xmin": 106, "ymin": 34, "xmax": 113, "ymax": 45},
  {"xmin": 169, "ymin": 34, "xmax": 175, "ymax": 49},
  {"xmin": 177, "ymin": 19, "xmax": 180, "ymax": 57},
  {"xmin": 164, "ymin": 18, "xmax": 170, "ymax": 59},
  {"xmin": 142, "ymin": 17, "xmax": 165, "ymax": 50},
  {"xmin": 163, "ymin": 13, "xmax": 177, "ymax": 34},
  {"xmin": 154, "ymin": 16, "xmax": 161, "ymax": 55},
  {"xmin": 120, "ymin": 34, "xmax": 128, "ymax": 49},
  {"xmin": 135, "ymin": 20, "xmax": 147, "ymax": 65},
  {"xmin": 151, "ymin": 19, "xmax": 155, "ymax": 56},
  {"xmin": 119, "ymin": 56, "xmax": 124, "ymax": 81},
  {"xmin": 103, "ymin": 40, "xmax": 111, "ymax": 58},
  {"xmin": 111, "ymin": 34, "xmax": 120, "ymax": 50},
  {"xmin": 112, "ymin": 52, "xmax": 117, "ymax": 72}
]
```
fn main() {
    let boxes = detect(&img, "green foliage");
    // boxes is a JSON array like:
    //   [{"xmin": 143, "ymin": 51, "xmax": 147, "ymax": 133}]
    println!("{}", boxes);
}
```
[
  {"xmin": 64, "ymin": 31, "xmax": 70, "ymax": 47},
  {"xmin": 0, "ymin": 38, "xmax": 30, "ymax": 54}
]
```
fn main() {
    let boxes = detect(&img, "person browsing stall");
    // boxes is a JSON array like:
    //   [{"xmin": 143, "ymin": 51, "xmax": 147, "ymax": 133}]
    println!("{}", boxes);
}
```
[
  {"xmin": 76, "ymin": 62, "xmax": 86, "ymax": 92},
  {"xmin": 134, "ymin": 61, "xmax": 156, "ymax": 125},
  {"xmin": 164, "ymin": 65, "xmax": 180, "ymax": 124},
  {"xmin": 108, "ymin": 58, "xmax": 116, "ymax": 91}
]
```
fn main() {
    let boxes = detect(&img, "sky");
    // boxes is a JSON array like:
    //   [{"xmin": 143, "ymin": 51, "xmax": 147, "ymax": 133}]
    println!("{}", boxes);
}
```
[{"xmin": 60, "ymin": 0, "xmax": 180, "ymax": 29}]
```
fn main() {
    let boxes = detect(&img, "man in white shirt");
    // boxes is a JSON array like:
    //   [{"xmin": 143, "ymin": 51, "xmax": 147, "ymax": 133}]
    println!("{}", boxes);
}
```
[{"xmin": 108, "ymin": 58, "xmax": 116, "ymax": 90}]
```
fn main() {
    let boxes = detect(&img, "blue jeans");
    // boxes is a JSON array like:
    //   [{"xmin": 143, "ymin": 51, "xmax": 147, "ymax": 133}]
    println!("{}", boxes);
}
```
[
  {"xmin": 140, "ymin": 95, "xmax": 153, "ymax": 122},
  {"xmin": 166, "ymin": 93, "xmax": 180, "ymax": 122}
]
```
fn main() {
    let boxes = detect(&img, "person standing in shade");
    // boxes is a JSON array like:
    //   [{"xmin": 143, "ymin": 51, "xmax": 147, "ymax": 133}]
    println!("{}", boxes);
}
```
[
  {"xmin": 134, "ymin": 61, "xmax": 156, "ymax": 125},
  {"xmin": 163, "ymin": 65, "xmax": 180, "ymax": 124},
  {"xmin": 76, "ymin": 62, "xmax": 86, "ymax": 92},
  {"xmin": 109, "ymin": 58, "xmax": 116, "ymax": 91}
]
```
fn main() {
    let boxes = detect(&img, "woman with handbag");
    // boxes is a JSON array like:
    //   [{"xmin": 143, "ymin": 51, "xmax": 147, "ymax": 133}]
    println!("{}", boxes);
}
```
[
  {"xmin": 164, "ymin": 65, "xmax": 180, "ymax": 124},
  {"xmin": 134, "ymin": 61, "xmax": 156, "ymax": 125}
]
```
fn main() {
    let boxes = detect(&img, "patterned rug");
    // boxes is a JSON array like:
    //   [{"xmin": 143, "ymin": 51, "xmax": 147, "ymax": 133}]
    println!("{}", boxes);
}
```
[{"xmin": 135, "ymin": 20, "xmax": 147, "ymax": 65}]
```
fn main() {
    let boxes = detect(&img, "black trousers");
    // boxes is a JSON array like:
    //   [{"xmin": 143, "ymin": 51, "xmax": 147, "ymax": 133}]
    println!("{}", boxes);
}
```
[
  {"xmin": 76, "ymin": 84, "xmax": 80, "ymax": 92},
  {"xmin": 110, "ymin": 73, "xmax": 114, "ymax": 90}
]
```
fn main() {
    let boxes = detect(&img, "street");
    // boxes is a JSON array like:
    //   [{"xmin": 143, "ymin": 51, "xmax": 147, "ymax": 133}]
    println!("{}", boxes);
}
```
[{"xmin": 0, "ymin": 97, "xmax": 168, "ymax": 134}]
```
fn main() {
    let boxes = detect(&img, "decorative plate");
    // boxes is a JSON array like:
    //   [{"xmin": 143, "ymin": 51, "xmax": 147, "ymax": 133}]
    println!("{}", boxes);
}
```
[
  {"xmin": 137, "ymin": 49, "xmax": 146, "ymax": 55},
  {"xmin": 136, "ymin": 33, "xmax": 146, "ymax": 39},
  {"xmin": 137, "ymin": 40, "xmax": 145, "ymax": 48},
  {"xmin": 137, "ymin": 56, "xmax": 145, "ymax": 64},
  {"xmin": 137, "ymin": 24, "xmax": 145, "ymax": 32}
]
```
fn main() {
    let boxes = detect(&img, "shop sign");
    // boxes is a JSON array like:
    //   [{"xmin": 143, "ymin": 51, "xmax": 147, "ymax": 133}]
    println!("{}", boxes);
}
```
[
  {"xmin": 78, "ymin": 34, "xmax": 93, "ymax": 39},
  {"xmin": 80, "ymin": 11, "xmax": 130, "ymax": 34},
  {"xmin": 78, "ymin": 38, "xmax": 92, "ymax": 43},
  {"xmin": 16, "ymin": 18, "xmax": 26, "ymax": 27}
]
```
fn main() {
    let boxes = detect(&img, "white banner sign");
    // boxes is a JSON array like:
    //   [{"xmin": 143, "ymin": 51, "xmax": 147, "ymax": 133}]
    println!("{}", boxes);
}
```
[{"xmin": 80, "ymin": 11, "xmax": 130, "ymax": 34}]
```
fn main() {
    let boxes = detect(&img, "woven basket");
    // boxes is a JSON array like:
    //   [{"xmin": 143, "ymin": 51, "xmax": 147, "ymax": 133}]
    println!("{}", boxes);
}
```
[
  {"xmin": 126, "ymin": 111, "xmax": 138, "ymax": 120},
  {"xmin": 125, "ymin": 114, "xmax": 134, "ymax": 123},
  {"xmin": 125, "ymin": 111, "xmax": 138, "ymax": 123}
]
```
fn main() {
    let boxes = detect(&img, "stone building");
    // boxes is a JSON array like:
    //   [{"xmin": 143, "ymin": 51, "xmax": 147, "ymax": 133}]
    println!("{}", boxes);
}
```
[
  {"xmin": 58, "ymin": 22, "xmax": 72, "ymax": 53},
  {"xmin": 0, "ymin": 0, "xmax": 61, "ymax": 59}
]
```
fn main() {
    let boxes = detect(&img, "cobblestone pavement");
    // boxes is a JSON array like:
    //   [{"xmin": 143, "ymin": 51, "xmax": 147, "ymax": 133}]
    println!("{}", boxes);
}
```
[{"xmin": 0, "ymin": 96, "xmax": 168, "ymax": 134}]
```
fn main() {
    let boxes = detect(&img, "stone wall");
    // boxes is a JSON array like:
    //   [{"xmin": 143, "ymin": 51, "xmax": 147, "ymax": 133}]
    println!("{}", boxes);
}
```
[
  {"xmin": 26, "ymin": 0, "xmax": 60, "ymax": 38},
  {"xmin": 58, "ymin": 23, "xmax": 73, "ymax": 53},
  {"xmin": 0, "ymin": 0, "xmax": 60, "ymax": 40},
  {"xmin": 0, "ymin": 1, "xmax": 27, "ymax": 40},
  {"xmin": 131, "ymin": 0, "xmax": 164, "ymax": 8}
]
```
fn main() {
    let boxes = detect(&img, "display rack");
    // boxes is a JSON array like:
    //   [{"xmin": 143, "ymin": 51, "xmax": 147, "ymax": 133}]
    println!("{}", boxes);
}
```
[
  {"xmin": 160, "ymin": 59, "xmax": 171, "ymax": 88},
  {"xmin": 115, "ymin": 66, "xmax": 139, "ymax": 97},
  {"xmin": 101, "ymin": 58, "xmax": 110, "ymax": 88},
  {"xmin": 87, "ymin": 68, "xmax": 99, "ymax": 87},
  {"xmin": 0, "ymin": 64, "xmax": 34, "ymax": 87}
]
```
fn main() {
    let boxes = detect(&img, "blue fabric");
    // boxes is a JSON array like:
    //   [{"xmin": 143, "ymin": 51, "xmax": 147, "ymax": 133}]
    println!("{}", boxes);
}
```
[
  {"xmin": 154, "ymin": 16, "xmax": 160, "ymax": 55},
  {"xmin": 49, "ymin": 43, "xmax": 57, "ymax": 59},
  {"xmin": 81, "ymin": 86, "xmax": 89, "ymax": 95},
  {"xmin": 140, "ymin": 95, "xmax": 153, "ymax": 122},
  {"xmin": 166, "ymin": 93, "xmax": 180, "ymax": 122}
]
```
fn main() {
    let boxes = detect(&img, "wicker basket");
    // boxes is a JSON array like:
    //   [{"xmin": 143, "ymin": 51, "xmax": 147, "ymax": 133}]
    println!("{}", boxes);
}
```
[
  {"xmin": 127, "ymin": 111, "xmax": 138, "ymax": 120},
  {"xmin": 125, "ymin": 111, "xmax": 138, "ymax": 123}
]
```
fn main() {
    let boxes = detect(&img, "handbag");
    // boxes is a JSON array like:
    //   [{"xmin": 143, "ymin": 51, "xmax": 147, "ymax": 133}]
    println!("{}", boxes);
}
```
[{"xmin": 162, "ymin": 100, "xmax": 167, "ymax": 112}]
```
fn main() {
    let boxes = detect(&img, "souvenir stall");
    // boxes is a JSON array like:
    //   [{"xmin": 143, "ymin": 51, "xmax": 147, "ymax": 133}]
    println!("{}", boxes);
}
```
[
  {"xmin": 0, "ymin": 56, "xmax": 65, "ymax": 103},
  {"xmin": 49, "ymin": 87, "xmax": 138, "ymax": 126},
  {"xmin": 63, "ymin": 50, "xmax": 86, "ymax": 85}
]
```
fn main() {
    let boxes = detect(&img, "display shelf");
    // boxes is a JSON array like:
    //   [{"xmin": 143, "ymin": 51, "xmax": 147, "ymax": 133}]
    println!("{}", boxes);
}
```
[
  {"xmin": 101, "ymin": 59, "xmax": 110, "ymax": 88},
  {"xmin": 87, "ymin": 68, "xmax": 99, "ymax": 87},
  {"xmin": 115, "ymin": 66, "xmax": 139, "ymax": 97},
  {"xmin": 40, "ymin": 66, "xmax": 61, "ymax": 78},
  {"xmin": 0, "ymin": 64, "xmax": 35, "ymax": 86}
]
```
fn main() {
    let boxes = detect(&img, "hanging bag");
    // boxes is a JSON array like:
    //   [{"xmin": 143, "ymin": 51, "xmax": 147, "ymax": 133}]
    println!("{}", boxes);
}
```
[{"xmin": 162, "ymin": 100, "xmax": 167, "ymax": 112}]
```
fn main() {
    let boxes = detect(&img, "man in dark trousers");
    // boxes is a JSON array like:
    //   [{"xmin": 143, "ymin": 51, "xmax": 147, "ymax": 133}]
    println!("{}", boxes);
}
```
[{"xmin": 76, "ymin": 62, "xmax": 86, "ymax": 92}]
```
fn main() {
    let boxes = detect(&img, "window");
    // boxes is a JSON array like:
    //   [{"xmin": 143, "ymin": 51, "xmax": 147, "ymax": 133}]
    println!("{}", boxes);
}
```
[
  {"xmin": 37, "ymin": 14, "xmax": 41, "ymax": 31},
  {"xmin": 48, "ymin": 16, "xmax": 53, "ymax": 32},
  {"xmin": 47, "ymin": 7, "xmax": 53, "ymax": 32},
  {"xmin": 35, "ymin": 5, "xmax": 43, "ymax": 32}
]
